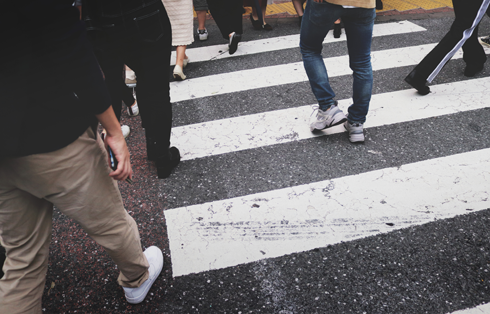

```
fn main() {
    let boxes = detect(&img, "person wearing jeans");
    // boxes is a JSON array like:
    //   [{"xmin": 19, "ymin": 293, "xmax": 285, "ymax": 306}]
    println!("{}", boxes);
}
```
[{"xmin": 300, "ymin": 0, "xmax": 376, "ymax": 143}]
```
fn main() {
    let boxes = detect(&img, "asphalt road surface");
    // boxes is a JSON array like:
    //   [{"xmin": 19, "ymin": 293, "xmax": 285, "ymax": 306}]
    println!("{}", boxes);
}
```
[{"xmin": 38, "ymin": 12, "xmax": 490, "ymax": 314}]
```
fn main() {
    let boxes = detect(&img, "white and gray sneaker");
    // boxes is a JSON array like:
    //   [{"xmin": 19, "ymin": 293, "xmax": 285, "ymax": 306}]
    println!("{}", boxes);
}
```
[
  {"xmin": 121, "ymin": 125, "xmax": 130, "ymax": 138},
  {"xmin": 344, "ymin": 120, "xmax": 365, "ymax": 143},
  {"xmin": 309, "ymin": 103, "xmax": 347, "ymax": 132},
  {"xmin": 198, "ymin": 28, "xmax": 208, "ymax": 41},
  {"xmin": 123, "ymin": 246, "xmax": 164, "ymax": 304}
]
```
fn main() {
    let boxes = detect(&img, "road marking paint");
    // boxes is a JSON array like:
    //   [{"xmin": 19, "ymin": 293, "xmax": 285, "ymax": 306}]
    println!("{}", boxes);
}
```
[
  {"xmin": 170, "ymin": 21, "xmax": 426, "ymax": 65},
  {"xmin": 172, "ymin": 77, "xmax": 490, "ymax": 161},
  {"xmin": 165, "ymin": 148, "xmax": 490, "ymax": 277},
  {"xmin": 169, "ymin": 43, "xmax": 490, "ymax": 103},
  {"xmin": 449, "ymin": 303, "xmax": 490, "ymax": 313}
]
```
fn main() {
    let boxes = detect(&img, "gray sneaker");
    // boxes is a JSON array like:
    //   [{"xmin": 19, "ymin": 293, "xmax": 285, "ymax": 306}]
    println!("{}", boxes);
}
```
[
  {"xmin": 344, "ymin": 120, "xmax": 365, "ymax": 143},
  {"xmin": 309, "ymin": 104, "xmax": 347, "ymax": 132}
]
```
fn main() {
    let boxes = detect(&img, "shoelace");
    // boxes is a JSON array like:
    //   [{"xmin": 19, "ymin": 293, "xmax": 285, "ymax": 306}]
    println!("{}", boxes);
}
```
[{"xmin": 310, "ymin": 104, "xmax": 320, "ymax": 118}]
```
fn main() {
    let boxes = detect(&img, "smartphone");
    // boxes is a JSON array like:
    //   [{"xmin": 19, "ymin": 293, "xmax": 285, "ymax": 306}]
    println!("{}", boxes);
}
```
[{"xmin": 108, "ymin": 145, "xmax": 132, "ymax": 184}]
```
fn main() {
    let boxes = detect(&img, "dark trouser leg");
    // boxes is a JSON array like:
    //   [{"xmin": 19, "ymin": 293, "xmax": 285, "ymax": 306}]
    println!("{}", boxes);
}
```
[
  {"xmin": 95, "ymin": 52, "xmax": 125, "ymax": 121},
  {"xmin": 122, "ymin": 5, "xmax": 173, "ymax": 158},
  {"xmin": 207, "ymin": 0, "xmax": 243, "ymax": 39},
  {"xmin": 406, "ymin": 0, "xmax": 489, "ymax": 85}
]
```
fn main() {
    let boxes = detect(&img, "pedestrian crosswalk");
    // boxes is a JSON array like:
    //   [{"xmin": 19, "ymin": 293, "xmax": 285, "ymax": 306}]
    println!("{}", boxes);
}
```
[
  {"xmin": 163, "ymin": 17, "xmax": 490, "ymax": 313},
  {"xmin": 172, "ymin": 77, "xmax": 490, "ymax": 161}
]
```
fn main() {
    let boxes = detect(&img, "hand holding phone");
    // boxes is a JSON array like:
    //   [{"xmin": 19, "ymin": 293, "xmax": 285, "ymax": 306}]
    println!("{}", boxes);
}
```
[{"xmin": 108, "ymin": 145, "xmax": 133, "ymax": 184}]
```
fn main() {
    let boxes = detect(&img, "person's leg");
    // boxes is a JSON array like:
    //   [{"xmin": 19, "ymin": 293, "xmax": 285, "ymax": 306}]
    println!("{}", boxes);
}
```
[
  {"xmin": 123, "ymin": 4, "xmax": 180, "ymax": 176},
  {"xmin": 197, "ymin": 10, "xmax": 207, "ymax": 30},
  {"xmin": 0, "ymin": 169, "xmax": 53, "ymax": 314},
  {"xmin": 333, "ymin": 18, "xmax": 342, "ymax": 38},
  {"xmin": 3, "ymin": 128, "xmax": 151, "ymax": 291},
  {"xmin": 95, "ymin": 52, "xmax": 125, "ymax": 122},
  {"xmin": 300, "ymin": 0, "xmax": 340, "ymax": 110},
  {"xmin": 293, "ymin": 0, "xmax": 306, "ymax": 26},
  {"xmin": 342, "ymin": 7, "xmax": 376, "ymax": 124},
  {"xmin": 207, "ymin": 0, "xmax": 243, "ymax": 39},
  {"xmin": 405, "ymin": 0, "xmax": 490, "ymax": 92},
  {"xmin": 193, "ymin": 0, "xmax": 208, "ymax": 32},
  {"xmin": 462, "ymin": 23, "xmax": 487, "ymax": 76},
  {"xmin": 173, "ymin": 45, "xmax": 188, "ymax": 80},
  {"xmin": 292, "ymin": 0, "xmax": 305, "ymax": 16},
  {"xmin": 121, "ymin": 77, "xmax": 136, "ymax": 107}
]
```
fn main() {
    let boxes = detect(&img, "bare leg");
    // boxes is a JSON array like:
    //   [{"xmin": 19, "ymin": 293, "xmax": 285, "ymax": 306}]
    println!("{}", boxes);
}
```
[
  {"xmin": 175, "ymin": 45, "xmax": 187, "ymax": 68},
  {"xmin": 292, "ymin": 0, "xmax": 305, "ymax": 16},
  {"xmin": 196, "ymin": 10, "xmax": 206, "ymax": 30}
]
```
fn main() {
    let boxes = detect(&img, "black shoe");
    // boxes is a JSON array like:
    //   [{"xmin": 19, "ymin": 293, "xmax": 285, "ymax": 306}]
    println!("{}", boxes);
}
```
[
  {"xmin": 229, "ymin": 33, "xmax": 241, "ymax": 55},
  {"xmin": 404, "ymin": 71, "xmax": 430, "ymax": 95},
  {"xmin": 262, "ymin": 23, "xmax": 273, "ymax": 31},
  {"xmin": 156, "ymin": 147, "xmax": 180, "ymax": 179},
  {"xmin": 333, "ymin": 23, "xmax": 341, "ymax": 38},
  {"xmin": 250, "ymin": 13, "xmax": 262, "ymax": 30},
  {"xmin": 464, "ymin": 63, "xmax": 484, "ymax": 77}
]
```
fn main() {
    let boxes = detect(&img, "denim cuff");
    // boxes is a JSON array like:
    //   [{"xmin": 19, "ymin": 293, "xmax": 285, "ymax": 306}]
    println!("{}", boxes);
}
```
[{"xmin": 319, "ymin": 100, "xmax": 337, "ymax": 111}]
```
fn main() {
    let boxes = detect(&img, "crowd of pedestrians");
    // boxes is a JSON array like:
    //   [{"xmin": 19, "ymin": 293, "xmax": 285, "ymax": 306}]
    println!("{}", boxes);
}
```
[{"xmin": 1, "ymin": 0, "xmax": 490, "ymax": 313}]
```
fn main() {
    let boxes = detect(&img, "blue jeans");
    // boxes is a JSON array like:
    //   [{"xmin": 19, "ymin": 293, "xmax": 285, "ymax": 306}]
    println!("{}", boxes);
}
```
[{"xmin": 300, "ymin": 0, "xmax": 375, "ymax": 123}]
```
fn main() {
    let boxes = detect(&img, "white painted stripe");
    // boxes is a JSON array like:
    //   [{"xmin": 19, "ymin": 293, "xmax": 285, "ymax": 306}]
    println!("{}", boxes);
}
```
[
  {"xmin": 170, "ymin": 21, "xmax": 426, "ymax": 65},
  {"xmin": 172, "ymin": 77, "xmax": 490, "ymax": 161},
  {"xmin": 449, "ymin": 303, "xmax": 490, "ymax": 314},
  {"xmin": 165, "ymin": 148, "xmax": 490, "ymax": 277},
  {"xmin": 169, "ymin": 43, "xmax": 490, "ymax": 103}
]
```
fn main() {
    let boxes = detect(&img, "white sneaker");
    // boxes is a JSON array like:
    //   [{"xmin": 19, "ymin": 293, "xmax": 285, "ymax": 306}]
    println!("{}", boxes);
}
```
[
  {"xmin": 125, "ymin": 70, "xmax": 137, "ymax": 88},
  {"xmin": 127, "ymin": 101, "xmax": 139, "ymax": 116},
  {"xmin": 121, "ymin": 125, "xmax": 130, "ymax": 138},
  {"xmin": 197, "ymin": 28, "xmax": 208, "ymax": 41},
  {"xmin": 344, "ymin": 120, "xmax": 365, "ymax": 143},
  {"xmin": 309, "ymin": 103, "xmax": 347, "ymax": 132},
  {"xmin": 123, "ymin": 246, "xmax": 164, "ymax": 304}
]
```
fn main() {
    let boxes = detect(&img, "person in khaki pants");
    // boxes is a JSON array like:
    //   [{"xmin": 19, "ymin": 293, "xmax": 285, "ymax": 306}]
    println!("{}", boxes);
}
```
[{"xmin": 0, "ymin": 2, "xmax": 164, "ymax": 313}]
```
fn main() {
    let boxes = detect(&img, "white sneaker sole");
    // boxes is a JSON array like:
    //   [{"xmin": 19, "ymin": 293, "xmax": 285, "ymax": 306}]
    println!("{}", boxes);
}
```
[{"xmin": 124, "ymin": 246, "xmax": 163, "ymax": 304}]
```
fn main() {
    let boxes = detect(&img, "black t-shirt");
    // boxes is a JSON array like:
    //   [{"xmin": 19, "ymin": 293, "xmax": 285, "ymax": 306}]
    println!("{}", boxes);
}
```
[{"xmin": 0, "ymin": 0, "xmax": 111, "ymax": 158}]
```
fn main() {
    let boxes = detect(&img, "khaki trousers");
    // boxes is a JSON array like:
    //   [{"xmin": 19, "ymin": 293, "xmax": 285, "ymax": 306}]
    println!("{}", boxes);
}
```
[{"xmin": 0, "ymin": 127, "xmax": 149, "ymax": 314}]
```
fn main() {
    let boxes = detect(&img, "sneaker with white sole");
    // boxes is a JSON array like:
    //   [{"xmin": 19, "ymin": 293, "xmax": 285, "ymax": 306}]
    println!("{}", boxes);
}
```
[
  {"xmin": 198, "ymin": 28, "xmax": 208, "ymax": 41},
  {"xmin": 479, "ymin": 36, "xmax": 490, "ymax": 48},
  {"xmin": 309, "ymin": 103, "xmax": 347, "ymax": 132},
  {"xmin": 121, "ymin": 125, "xmax": 130, "ymax": 138},
  {"xmin": 344, "ymin": 120, "xmax": 365, "ymax": 143},
  {"xmin": 123, "ymin": 246, "xmax": 163, "ymax": 304},
  {"xmin": 127, "ymin": 101, "xmax": 139, "ymax": 116}
]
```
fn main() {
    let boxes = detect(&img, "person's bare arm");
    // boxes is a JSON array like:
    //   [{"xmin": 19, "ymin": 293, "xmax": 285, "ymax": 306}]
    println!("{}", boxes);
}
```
[{"xmin": 96, "ymin": 106, "xmax": 133, "ymax": 181}]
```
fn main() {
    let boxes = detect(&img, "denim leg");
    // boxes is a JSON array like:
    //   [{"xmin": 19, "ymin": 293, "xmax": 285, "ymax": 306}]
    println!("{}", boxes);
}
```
[
  {"xmin": 300, "ymin": 0, "xmax": 341, "ymax": 111},
  {"xmin": 343, "ymin": 8, "xmax": 375, "ymax": 124}
]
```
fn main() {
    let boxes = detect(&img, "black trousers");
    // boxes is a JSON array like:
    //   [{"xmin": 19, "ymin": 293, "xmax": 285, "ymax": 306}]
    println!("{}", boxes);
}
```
[
  {"xmin": 90, "ymin": 1, "xmax": 173, "ymax": 148},
  {"xmin": 207, "ymin": 0, "xmax": 244, "ymax": 39},
  {"xmin": 408, "ymin": 0, "xmax": 490, "ymax": 83}
]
